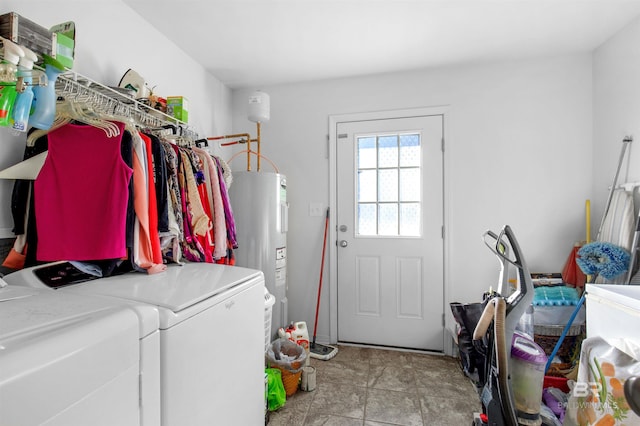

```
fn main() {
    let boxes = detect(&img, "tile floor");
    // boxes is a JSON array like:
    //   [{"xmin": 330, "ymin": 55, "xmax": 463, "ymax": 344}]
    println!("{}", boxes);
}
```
[{"xmin": 267, "ymin": 344, "xmax": 480, "ymax": 426}]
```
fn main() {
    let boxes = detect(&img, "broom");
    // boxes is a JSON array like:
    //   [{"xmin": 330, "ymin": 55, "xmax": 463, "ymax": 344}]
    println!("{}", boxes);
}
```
[{"xmin": 309, "ymin": 208, "xmax": 338, "ymax": 360}]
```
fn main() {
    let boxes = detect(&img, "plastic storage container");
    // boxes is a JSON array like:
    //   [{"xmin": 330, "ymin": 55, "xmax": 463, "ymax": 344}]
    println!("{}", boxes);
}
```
[
  {"xmin": 533, "ymin": 304, "xmax": 585, "ymax": 326},
  {"xmin": 511, "ymin": 331, "xmax": 548, "ymax": 426},
  {"xmin": 533, "ymin": 323, "xmax": 584, "ymax": 363}
]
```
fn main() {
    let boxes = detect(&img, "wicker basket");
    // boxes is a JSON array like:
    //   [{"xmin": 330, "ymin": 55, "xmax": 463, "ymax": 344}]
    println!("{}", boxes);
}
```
[
  {"xmin": 273, "ymin": 360, "xmax": 302, "ymax": 396},
  {"xmin": 265, "ymin": 339, "xmax": 306, "ymax": 396},
  {"xmin": 534, "ymin": 324, "xmax": 585, "ymax": 364},
  {"xmin": 277, "ymin": 368, "xmax": 302, "ymax": 397}
]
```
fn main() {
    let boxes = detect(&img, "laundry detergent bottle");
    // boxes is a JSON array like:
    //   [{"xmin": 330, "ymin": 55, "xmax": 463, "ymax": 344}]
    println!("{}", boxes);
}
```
[
  {"xmin": 0, "ymin": 37, "xmax": 25, "ymax": 127},
  {"xmin": 12, "ymin": 47, "xmax": 38, "ymax": 132},
  {"xmin": 285, "ymin": 321, "xmax": 310, "ymax": 365},
  {"xmin": 29, "ymin": 57, "xmax": 64, "ymax": 130}
]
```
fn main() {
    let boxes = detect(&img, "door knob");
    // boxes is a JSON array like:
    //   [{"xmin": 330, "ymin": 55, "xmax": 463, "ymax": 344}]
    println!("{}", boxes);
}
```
[{"xmin": 339, "ymin": 240, "xmax": 348, "ymax": 247}]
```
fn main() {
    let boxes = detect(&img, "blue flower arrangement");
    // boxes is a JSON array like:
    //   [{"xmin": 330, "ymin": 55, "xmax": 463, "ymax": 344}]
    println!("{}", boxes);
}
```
[{"xmin": 576, "ymin": 241, "xmax": 631, "ymax": 279}]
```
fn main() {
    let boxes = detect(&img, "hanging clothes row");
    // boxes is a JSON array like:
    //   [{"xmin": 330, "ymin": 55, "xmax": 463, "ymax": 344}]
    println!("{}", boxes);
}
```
[
  {"xmin": 139, "ymin": 128, "xmax": 237, "ymax": 269},
  {"xmin": 4, "ymin": 103, "xmax": 237, "ymax": 276}
]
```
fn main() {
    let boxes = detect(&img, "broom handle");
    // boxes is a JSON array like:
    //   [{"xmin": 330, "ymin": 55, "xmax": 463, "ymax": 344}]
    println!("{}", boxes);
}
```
[{"xmin": 312, "ymin": 208, "xmax": 330, "ymax": 346}]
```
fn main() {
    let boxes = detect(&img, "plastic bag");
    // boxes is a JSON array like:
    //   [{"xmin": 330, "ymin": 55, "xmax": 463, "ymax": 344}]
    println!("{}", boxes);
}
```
[
  {"xmin": 265, "ymin": 338, "xmax": 307, "ymax": 373},
  {"xmin": 562, "ymin": 244, "xmax": 587, "ymax": 288},
  {"xmin": 564, "ymin": 336, "xmax": 640, "ymax": 425},
  {"xmin": 265, "ymin": 368, "xmax": 286, "ymax": 411}
]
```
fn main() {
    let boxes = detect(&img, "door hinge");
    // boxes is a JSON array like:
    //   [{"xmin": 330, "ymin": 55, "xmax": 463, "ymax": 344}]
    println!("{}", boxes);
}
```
[
  {"xmin": 441, "ymin": 137, "xmax": 445, "ymax": 152},
  {"xmin": 442, "ymin": 313, "xmax": 445, "ymax": 327},
  {"xmin": 441, "ymin": 225, "xmax": 445, "ymax": 239},
  {"xmin": 338, "ymin": 133, "xmax": 348, "ymax": 139}
]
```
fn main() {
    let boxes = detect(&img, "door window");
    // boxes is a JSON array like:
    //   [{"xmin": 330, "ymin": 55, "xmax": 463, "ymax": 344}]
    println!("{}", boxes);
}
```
[{"xmin": 356, "ymin": 133, "xmax": 421, "ymax": 237}]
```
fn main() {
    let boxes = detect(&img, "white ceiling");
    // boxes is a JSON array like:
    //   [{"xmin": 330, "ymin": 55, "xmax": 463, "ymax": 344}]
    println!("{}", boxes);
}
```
[{"xmin": 123, "ymin": 0, "xmax": 640, "ymax": 89}]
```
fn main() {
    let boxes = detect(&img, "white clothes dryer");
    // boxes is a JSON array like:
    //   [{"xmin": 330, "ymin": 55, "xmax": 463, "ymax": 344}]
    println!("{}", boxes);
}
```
[
  {"xmin": 5, "ymin": 262, "xmax": 266, "ymax": 426},
  {"xmin": 0, "ymin": 282, "xmax": 153, "ymax": 426}
]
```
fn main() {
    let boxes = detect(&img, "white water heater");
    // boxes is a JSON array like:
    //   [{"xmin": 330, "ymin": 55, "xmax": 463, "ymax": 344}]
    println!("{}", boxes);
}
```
[{"xmin": 230, "ymin": 171, "xmax": 288, "ymax": 339}]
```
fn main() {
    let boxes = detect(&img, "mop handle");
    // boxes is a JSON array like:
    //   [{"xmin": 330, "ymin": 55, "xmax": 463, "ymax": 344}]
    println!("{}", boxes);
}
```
[{"xmin": 312, "ymin": 208, "xmax": 330, "ymax": 345}]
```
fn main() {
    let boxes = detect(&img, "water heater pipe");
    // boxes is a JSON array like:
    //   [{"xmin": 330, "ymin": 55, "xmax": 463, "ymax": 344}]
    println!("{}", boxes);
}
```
[
  {"xmin": 206, "ymin": 121, "xmax": 263, "ymax": 171},
  {"xmin": 257, "ymin": 121, "xmax": 262, "ymax": 171}
]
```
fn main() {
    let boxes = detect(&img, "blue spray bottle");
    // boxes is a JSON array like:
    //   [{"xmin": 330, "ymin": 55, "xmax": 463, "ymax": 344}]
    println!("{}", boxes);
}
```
[
  {"xmin": 0, "ymin": 38, "xmax": 25, "ymax": 127},
  {"xmin": 11, "ymin": 47, "xmax": 38, "ymax": 132},
  {"xmin": 29, "ymin": 56, "xmax": 64, "ymax": 130}
]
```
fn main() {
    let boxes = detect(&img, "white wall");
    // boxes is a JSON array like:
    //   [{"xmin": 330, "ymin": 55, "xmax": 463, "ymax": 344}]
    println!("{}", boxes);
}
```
[
  {"xmin": 1, "ymin": 2, "xmax": 616, "ymax": 349},
  {"xmin": 593, "ymin": 16, "xmax": 640, "ymax": 223},
  {"xmin": 231, "ymin": 54, "xmax": 593, "ymax": 343},
  {"xmin": 0, "ymin": 1, "xmax": 233, "ymax": 236}
]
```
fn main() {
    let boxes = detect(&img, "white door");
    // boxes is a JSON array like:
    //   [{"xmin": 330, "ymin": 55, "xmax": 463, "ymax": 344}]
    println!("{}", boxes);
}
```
[{"xmin": 336, "ymin": 115, "xmax": 444, "ymax": 351}]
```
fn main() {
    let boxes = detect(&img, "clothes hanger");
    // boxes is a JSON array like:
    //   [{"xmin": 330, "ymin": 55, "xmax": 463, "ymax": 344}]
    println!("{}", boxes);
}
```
[
  {"xmin": 64, "ymin": 94, "xmax": 121, "ymax": 137},
  {"xmin": 18, "ymin": 94, "xmax": 125, "ymax": 177},
  {"xmin": 19, "ymin": 71, "xmax": 200, "ymax": 174},
  {"xmin": 26, "ymin": 94, "xmax": 120, "ymax": 146}
]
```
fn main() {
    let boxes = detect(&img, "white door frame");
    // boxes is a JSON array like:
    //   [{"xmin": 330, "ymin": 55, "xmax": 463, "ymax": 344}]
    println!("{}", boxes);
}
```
[{"xmin": 328, "ymin": 106, "xmax": 452, "ymax": 351}]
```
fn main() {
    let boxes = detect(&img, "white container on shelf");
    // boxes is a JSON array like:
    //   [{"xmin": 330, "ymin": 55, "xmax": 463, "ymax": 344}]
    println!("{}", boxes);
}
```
[
  {"xmin": 586, "ymin": 284, "xmax": 640, "ymax": 350},
  {"xmin": 533, "ymin": 304, "xmax": 585, "ymax": 326}
]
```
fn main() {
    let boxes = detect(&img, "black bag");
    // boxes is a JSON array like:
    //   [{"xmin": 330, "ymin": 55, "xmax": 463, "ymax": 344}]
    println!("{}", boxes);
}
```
[{"xmin": 450, "ymin": 301, "xmax": 486, "ymax": 389}]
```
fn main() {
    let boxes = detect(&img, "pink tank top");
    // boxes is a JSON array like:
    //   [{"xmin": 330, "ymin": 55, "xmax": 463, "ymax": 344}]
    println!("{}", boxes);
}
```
[{"xmin": 35, "ymin": 122, "xmax": 133, "ymax": 261}]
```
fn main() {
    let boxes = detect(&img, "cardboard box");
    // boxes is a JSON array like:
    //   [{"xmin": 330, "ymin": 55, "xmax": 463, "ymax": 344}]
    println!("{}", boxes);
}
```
[
  {"xmin": 167, "ymin": 96, "xmax": 188, "ymax": 123},
  {"xmin": 50, "ymin": 21, "xmax": 75, "ymax": 69}
]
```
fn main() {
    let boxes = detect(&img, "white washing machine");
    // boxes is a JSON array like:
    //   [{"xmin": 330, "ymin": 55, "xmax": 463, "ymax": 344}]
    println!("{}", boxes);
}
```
[
  {"xmin": 0, "ymin": 281, "xmax": 156, "ymax": 426},
  {"xmin": 5, "ymin": 261, "xmax": 266, "ymax": 426}
]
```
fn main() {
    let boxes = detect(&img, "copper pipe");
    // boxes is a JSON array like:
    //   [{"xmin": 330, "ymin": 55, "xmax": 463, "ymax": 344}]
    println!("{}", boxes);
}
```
[
  {"xmin": 207, "ymin": 128, "xmax": 264, "ymax": 172},
  {"xmin": 256, "ymin": 122, "xmax": 262, "ymax": 171},
  {"xmin": 207, "ymin": 133, "xmax": 252, "ymax": 141},
  {"xmin": 207, "ymin": 133, "xmax": 254, "ymax": 171}
]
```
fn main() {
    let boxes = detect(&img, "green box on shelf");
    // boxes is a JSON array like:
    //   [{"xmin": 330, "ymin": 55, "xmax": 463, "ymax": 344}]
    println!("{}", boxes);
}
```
[
  {"xmin": 53, "ymin": 31, "xmax": 74, "ymax": 69},
  {"xmin": 167, "ymin": 96, "xmax": 188, "ymax": 123},
  {"xmin": 50, "ymin": 21, "xmax": 75, "ymax": 70}
]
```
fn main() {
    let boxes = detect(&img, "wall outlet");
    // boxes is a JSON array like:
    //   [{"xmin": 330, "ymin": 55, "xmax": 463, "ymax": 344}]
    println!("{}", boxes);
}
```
[{"xmin": 309, "ymin": 202, "xmax": 324, "ymax": 216}]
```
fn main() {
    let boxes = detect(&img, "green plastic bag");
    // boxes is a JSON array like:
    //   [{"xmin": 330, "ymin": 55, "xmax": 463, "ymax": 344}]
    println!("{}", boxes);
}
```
[{"xmin": 266, "ymin": 368, "xmax": 286, "ymax": 411}]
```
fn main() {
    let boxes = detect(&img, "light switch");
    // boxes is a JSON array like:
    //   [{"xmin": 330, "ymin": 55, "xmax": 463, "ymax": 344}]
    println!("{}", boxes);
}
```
[{"xmin": 309, "ymin": 202, "xmax": 324, "ymax": 216}]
